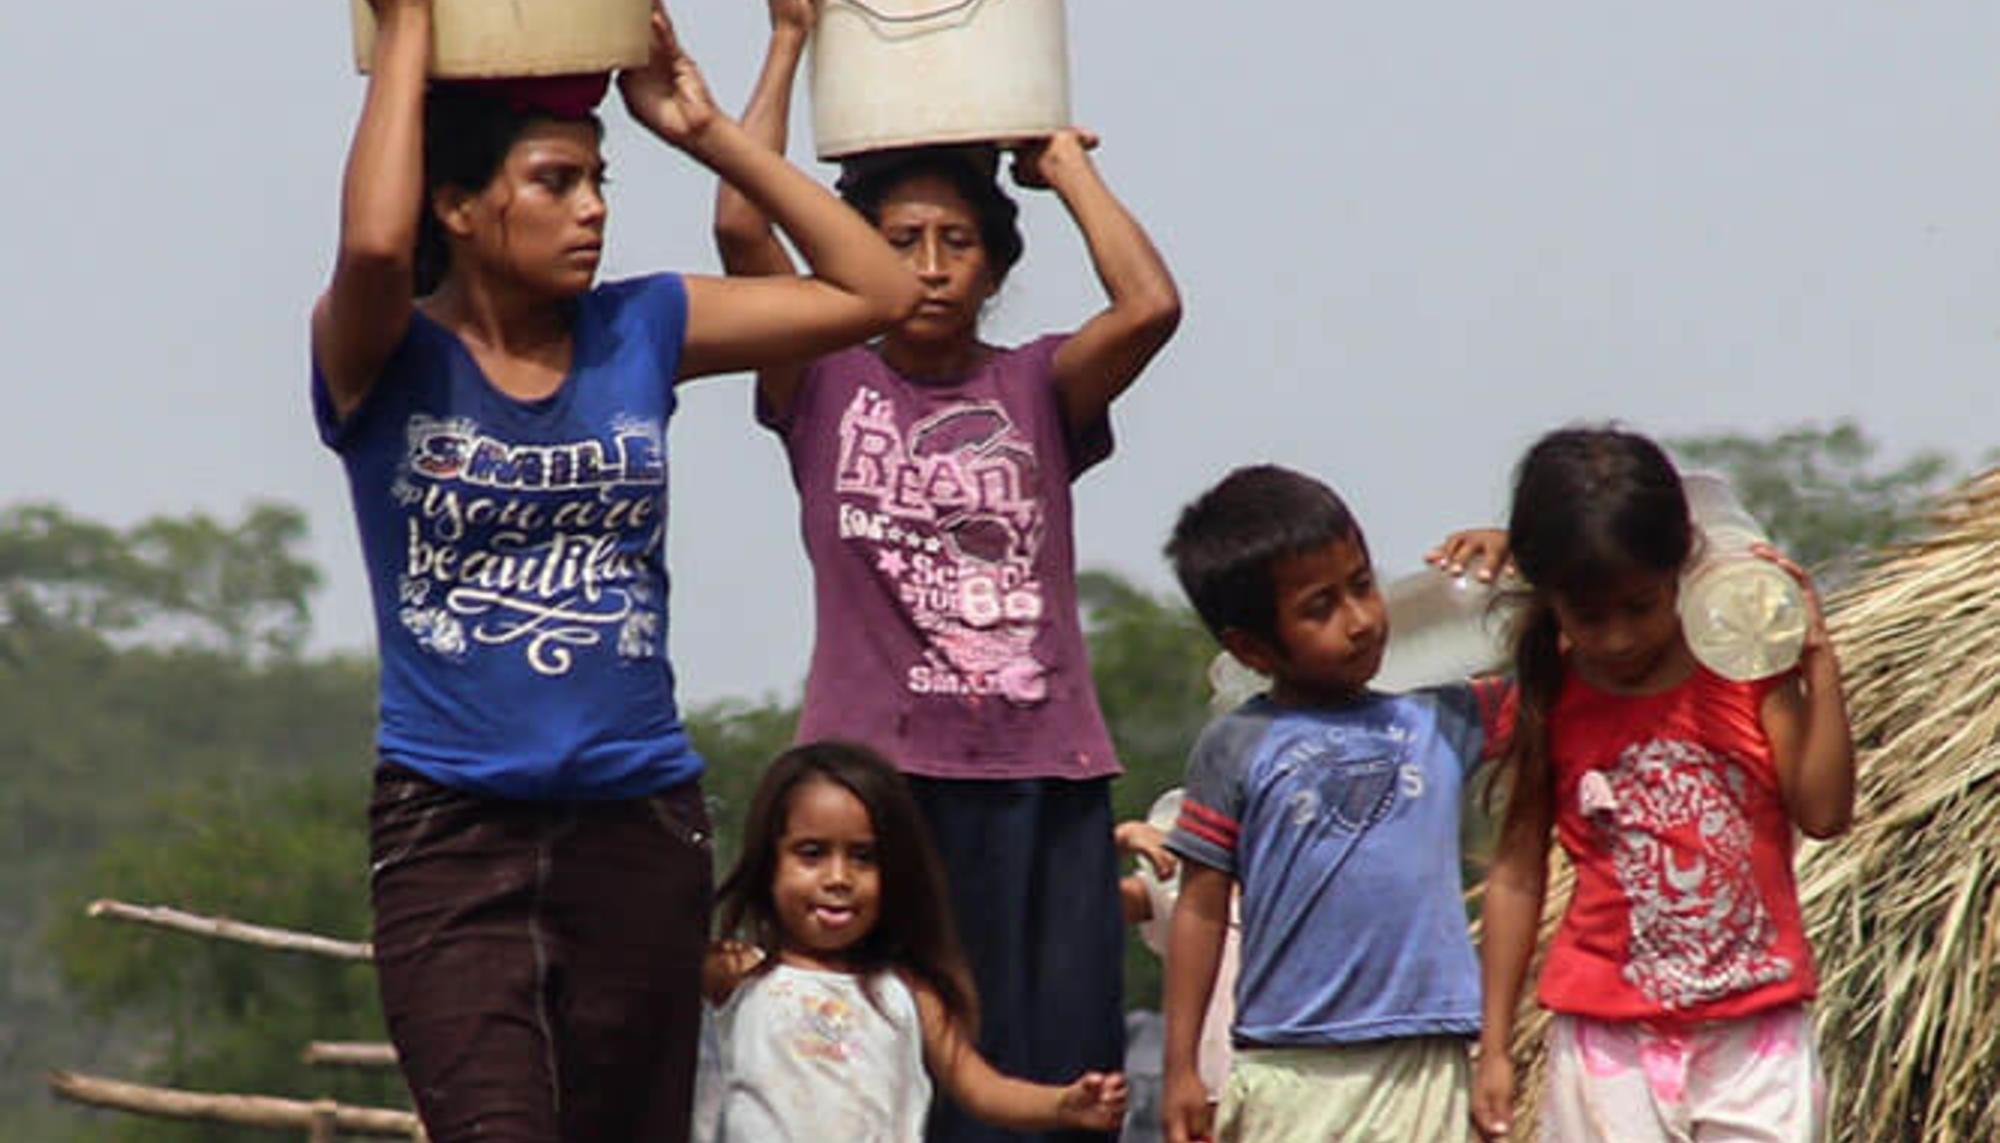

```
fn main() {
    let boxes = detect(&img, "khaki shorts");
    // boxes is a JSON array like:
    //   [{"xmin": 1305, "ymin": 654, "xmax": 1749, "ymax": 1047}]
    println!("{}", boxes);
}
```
[{"xmin": 1216, "ymin": 1037, "xmax": 1476, "ymax": 1143}]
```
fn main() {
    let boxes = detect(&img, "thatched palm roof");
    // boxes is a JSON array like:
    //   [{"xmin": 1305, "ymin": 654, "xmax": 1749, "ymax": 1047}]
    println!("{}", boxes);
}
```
[
  {"xmin": 1492, "ymin": 470, "xmax": 2000, "ymax": 1140},
  {"xmin": 1799, "ymin": 469, "xmax": 2000, "ymax": 1142}
]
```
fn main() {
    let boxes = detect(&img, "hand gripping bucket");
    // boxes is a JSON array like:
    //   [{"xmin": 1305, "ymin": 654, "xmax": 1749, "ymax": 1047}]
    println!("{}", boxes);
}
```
[
  {"xmin": 810, "ymin": 0, "xmax": 1071, "ymax": 159},
  {"xmin": 349, "ymin": 0, "xmax": 654, "ymax": 78}
]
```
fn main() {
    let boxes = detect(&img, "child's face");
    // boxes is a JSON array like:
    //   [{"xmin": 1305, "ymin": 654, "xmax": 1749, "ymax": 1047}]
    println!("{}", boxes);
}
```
[
  {"xmin": 772, "ymin": 778, "xmax": 882, "ymax": 969},
  {"xmin": 1235, "ymin": 536, "xmax": 1387, "ymax": 705},
  {"xmin": 1551, "ymin": 568, "xmax": 1687, "ymax": 690}
]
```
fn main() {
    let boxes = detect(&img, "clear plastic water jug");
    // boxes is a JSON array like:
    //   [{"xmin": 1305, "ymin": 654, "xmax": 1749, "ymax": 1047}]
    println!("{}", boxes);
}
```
[
  {"xmin": 1375, "ymin": 569, "xmax": 1510, "ymax": 692},
  {"xmin": 1678, "ymin": 472, "xmax": 1806, "ymax": 681},
  {"xmin": 1206, "ymin": 568, "xmax": 1511, "ymax": 707}
]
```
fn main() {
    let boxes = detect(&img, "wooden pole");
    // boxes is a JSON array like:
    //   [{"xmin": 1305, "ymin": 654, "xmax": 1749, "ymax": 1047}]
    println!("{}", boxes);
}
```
[
  {"xmin": 308, "ymin": 1099, "xmax": 338, "ymax": 1143},
  {"xmin": 86, "ymin": 900, "xmax": 375, "ymax": 962},
  {"xmin": 47, "ymin": 1070, "xmax": 419, "ymax": 1138},
  {"xmin": 304, "ymin": 1041, "xmax": 399, "ymax": 1069}
]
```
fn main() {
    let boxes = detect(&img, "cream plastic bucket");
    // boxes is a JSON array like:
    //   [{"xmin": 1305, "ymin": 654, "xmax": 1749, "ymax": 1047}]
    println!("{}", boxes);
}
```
[
  {"xmin": 350, "ymin": 0, "xmax": 653, "ymax": 78},
  {"xmin": 810, "ymin": 0, "xmax": 1071, "ymax": 159}
]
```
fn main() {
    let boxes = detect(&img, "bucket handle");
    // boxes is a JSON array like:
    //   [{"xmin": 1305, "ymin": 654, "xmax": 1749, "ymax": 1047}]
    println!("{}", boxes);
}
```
[{"xmin": 835, "ymin": 0, "xmax": 985, "ymax": 25}]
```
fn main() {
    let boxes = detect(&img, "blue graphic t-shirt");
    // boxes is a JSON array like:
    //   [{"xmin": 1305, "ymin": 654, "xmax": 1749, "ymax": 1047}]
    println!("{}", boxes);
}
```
[
  {"xmin": 1166, "ymin": 683, "xmax": 1508, "ymax": 1047},
  {"xmin": 312, "ymin": 274, "xmax": 701, "ymax": 800}
]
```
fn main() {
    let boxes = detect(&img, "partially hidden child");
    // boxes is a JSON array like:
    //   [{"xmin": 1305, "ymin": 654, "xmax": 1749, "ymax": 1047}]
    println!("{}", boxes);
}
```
[
  {"xmin": 1159, "ymin": 464, "xmax": 1513, "ymax": 1143},
  {"xmin": 699, "ymin": 741, "xmax": 1128, "ymax": 1142},
  {"xmin": 1118, "ymin": 789, "xmax": 1241, "ymax": 1110},
  {"xmin": 1473, "ymin": 426, "xmax": 1854, "ymax": 1142}
]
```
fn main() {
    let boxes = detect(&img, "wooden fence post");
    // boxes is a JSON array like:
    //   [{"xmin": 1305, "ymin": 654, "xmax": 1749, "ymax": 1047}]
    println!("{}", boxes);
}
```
[{"xmin": 308, "ymin": 1099, "xmax": 337, "ymax": 1143}]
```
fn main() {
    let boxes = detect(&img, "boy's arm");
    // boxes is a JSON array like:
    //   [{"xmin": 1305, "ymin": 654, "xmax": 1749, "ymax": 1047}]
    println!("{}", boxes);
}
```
[
  {"xmin": 1472, "ymin": 808, "xmax": 1551, "ymax": 1142},
  {"xmin": 1163, "ymin": 862, "xmax": 1232, "ymax": 1143},
  {"xmin": 913, "ymin": 983, "xmax": 1127, "ymax": 1131},
  {"xmin": 1755, "ymin": 545, "xmax": 1855, "ymax": 839}
]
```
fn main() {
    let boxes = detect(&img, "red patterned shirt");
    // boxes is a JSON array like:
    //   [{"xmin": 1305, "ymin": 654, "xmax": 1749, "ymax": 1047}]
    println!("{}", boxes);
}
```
[{"xmin": 1539, "ymin": 665, "xmax": 1817, "ymax": 1023}]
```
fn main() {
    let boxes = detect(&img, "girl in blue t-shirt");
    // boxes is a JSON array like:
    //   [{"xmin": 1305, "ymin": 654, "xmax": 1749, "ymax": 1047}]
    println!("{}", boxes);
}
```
[{"xmin": 313, "ymin": 3, "xmax": 921, "ymax": 1141}]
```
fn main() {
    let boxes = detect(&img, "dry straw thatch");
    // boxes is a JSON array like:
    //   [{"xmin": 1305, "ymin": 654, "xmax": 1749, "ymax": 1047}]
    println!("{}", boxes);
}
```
[
  {"xmin": 1489, "ymin": 469, "xmax": 2000, "ymax": 1141},
  {"xmin": 1799, "ymin": 469, "xmax": 2000, "ymax": 1141}
]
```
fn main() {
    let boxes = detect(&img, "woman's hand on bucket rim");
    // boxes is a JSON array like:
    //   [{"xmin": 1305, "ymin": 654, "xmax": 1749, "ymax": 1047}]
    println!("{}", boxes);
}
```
[
  {"xmin": 768, "ymin": 0, "xmax": 819, "ymax": 36},
  {"xmin": 619, "ymin": 3, "xmax": 722, "ymax": 149},
  {"xmin": 1009, "ymin": 128, "xmax": 1101, "ymax": 191}
]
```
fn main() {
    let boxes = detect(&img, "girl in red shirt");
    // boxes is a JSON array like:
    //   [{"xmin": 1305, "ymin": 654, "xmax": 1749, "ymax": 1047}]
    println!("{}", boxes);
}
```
[{"xmin": 1473, "ymin": 427, "xmax": 1855, "ymax": 1142}]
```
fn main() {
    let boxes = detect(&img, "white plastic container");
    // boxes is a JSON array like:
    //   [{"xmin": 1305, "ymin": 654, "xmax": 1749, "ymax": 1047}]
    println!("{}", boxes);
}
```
[
  {"xmin": 809, "ymin": 0, "xmax": 1072, "ymax": 159},
  {"xmin": 1134, "ymin": 788, "xmax": 1185, "ymax": 958},
  {"xmin": 1374, "ymin": 570, "xmax": 1511, "ymax": 692},
  {"xmin": 1206, "ymin": 568, "xmax": 1511, "ymax": 707},
  {"xmin": 349, "ymin": 0, "xmax": 653, "ymax": 78},
  {"xmin": 1678, "ymin": 472, "xmax": 1806, "ymax": 681}
]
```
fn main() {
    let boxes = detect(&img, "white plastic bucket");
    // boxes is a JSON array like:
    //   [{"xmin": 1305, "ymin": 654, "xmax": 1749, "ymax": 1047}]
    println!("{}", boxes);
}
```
[
  {"xmin": 809, "ymin": 0, "xmax": 1071, "ymax": 159},
  {"xmin": 349, "ymin": 0, "xmax": 653, "ymax": 79}
]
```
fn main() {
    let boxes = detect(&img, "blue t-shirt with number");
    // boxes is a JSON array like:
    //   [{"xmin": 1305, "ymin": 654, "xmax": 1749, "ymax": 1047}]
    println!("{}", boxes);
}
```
[
  {"xmin": 312, "ymin": 274, "xmax": 701, "ymax": 800},
  {"xmin": 1165, "ymin": 683, "xmax": 1507, "ymax": 1046}
]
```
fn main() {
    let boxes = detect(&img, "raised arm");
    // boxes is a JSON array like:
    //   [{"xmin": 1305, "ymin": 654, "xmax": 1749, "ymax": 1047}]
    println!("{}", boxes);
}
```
[
  {"xmin": 1013, "ymin": 131, "xmax": 1181, "ymax": 434},
  {"xmin": 710, "ymin": 1, "xmax": 815, "ymax": 413},
  {"xmin": 1471, "ymin": 805, "xmax": 1552, "ymax": 1142},
  {"xmin": 1756, "ymin": 545, "xmax": 1856, "ymax": 839},
  {"xmin": 713, "ymin": 0, "xmax": 811, "ymax": 279},
  {"xmin": 311, "ymin": 0, "xmax": 429, "ymax": 420},
  {"xmin": 1161, "ymin": 861, "xmax": 1230, "ymax": 1143},
  {"xmin": 620, "ymin": 6, "xmax": 918, "ymax": 383},
  {"xmin": 913, "ymin": 981, "xmax": 1127, "ymax": 1132}
]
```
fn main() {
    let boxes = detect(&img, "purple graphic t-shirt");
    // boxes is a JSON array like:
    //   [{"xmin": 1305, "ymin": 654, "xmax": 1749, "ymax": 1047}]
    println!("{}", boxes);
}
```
[{"xmin": 761, "ymin": 337, "xmax": 1121, "ymax": 781}]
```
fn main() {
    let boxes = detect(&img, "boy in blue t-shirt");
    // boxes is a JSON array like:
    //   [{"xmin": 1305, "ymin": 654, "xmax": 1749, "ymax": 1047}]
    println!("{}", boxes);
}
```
[{"xmin": 1159, "ymin": 465, "xmax": 1509, "ymax": 1143}]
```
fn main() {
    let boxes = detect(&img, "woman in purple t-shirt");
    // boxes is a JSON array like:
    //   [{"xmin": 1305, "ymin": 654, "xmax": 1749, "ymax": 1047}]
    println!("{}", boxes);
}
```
[{"xmin": 712, "ymin": 5, "xmax": 1181, "ymax": 1139}]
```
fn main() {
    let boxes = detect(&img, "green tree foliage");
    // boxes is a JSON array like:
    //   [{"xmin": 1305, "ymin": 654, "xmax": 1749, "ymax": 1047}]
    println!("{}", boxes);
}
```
[
  {"xmin": 1, "ymin": 504, "xmax": 371, "ymax": 1140},
  {"xmin": 684, "ymin": 698, "xmax": 800, "ymax": 870},
  {"xmin": 1080, "ymin": 571, "xmax": 1216, "ymax": 826},
  {"xmin": 1078, "ymin": 571, "xmax": 1219, "ymax": 1009},
  {"xmin": 48, "ymin": 775, "xmax": 398, "ymax": 1143},
  {"xmin": 0, "ymin": 502, "xmax": 319, "ymax": 661},
  {"xmin": 1668, "ymin": 420, "xmax": 1958, "ymax": 579}
]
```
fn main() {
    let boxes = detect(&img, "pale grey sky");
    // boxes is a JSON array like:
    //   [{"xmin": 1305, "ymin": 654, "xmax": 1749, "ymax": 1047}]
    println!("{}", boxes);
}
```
[{"xmin": 6, "ymin": 3, "xmax": 1999, "ymax": 703}]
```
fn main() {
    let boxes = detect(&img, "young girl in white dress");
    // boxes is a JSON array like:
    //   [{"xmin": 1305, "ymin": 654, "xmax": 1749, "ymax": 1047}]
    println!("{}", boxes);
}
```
[{"xmin": 702, "ymin": 741, "xmax": 1129, "ymax": 1141}]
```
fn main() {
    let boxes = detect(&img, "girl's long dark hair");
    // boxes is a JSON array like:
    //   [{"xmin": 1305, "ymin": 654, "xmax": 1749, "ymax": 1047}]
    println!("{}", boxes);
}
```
[
  {"xmin": 1493, "ymin": 426, "xmax": 1692, "ymax": 843},
  {"xmin": 414, "ymin": 87, "xmax": 603, "ymax": 296},
  {"xmin": 716, "ymin": 741, "xmax": 979, "ymax": 1036}
]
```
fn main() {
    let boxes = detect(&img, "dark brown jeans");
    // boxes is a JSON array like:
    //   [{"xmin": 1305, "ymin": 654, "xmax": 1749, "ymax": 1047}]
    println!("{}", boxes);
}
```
[{"xmin": 369, "ymin": 764, "xmax": 713, "ymax": 1143}]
